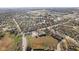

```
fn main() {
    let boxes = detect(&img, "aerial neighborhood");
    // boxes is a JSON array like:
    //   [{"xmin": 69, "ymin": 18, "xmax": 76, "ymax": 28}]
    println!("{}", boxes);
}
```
[{"xmin": 0, "ymin": 8, "xmax": 79, "ymax": 51}]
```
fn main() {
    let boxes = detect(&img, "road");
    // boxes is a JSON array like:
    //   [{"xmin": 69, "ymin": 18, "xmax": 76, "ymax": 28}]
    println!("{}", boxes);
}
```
[
  {"xmin": 13, "ymin": 19, "xmax": 21, "ymax": 32},
  {"xmin": 22, "ymin": 32, "xmax": 28, "ymax": 51},
  {"xmin": 13, "ymin": 18, "xmax": 28, "ymax": 51}
]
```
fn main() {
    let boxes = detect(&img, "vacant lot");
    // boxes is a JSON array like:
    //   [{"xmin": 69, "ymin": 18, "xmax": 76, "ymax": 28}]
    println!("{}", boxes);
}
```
[
  {"xmin": 0, "ymin": 32, "xmax": 15, "ymax": 51},
  {"xmin": 27, "ymin": 35, "xmax": 58, "ymax": 50},
  {"xmin": 0, "ymin": 32, "xmax": 22, "ymax": 51}
]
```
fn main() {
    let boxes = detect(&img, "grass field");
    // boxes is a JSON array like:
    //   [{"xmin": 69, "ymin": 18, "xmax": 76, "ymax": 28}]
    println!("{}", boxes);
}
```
[
  {"xmin": 27, "ymin": 35, "xmax": 58, "ymax": 50},
  {"xmin": 0, "ymin": 32, "xmax": 15, "ymax": 50},
  {"xmin": 0, "ymin": 32, "xmax": 22, "ymax": 51}
]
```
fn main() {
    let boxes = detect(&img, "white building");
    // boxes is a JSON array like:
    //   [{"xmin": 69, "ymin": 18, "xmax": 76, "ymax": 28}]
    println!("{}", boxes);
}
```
[{"xmin": 32, "ymin": 31, "xmax": 38, "ymax": 37}]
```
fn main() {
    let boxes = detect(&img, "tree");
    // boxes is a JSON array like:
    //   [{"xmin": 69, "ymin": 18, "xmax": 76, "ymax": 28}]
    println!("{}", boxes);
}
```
[{"xmin": 0, "ymin": 32, "xmax": 5, "ymax": 39}]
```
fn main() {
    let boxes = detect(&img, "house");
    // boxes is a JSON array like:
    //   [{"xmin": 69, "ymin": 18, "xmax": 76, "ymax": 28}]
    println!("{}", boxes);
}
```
[
  {"xmin": 31, "ymin": 31, "xmax": 38, "ymax": 37},
  {"xmin": 2, "ymin": 27, "xmax": 8, "ymax": 32},
  {"xmin": 38, "ymin": 31, "xmax": 46, "ymax": 37},
  {"xmin": 50, "ymin": 29, "xmax": 64, "ymax": 42},
  {"xmin": 31, "ymin": 30, "xmax": 46, "ymax": 37}
]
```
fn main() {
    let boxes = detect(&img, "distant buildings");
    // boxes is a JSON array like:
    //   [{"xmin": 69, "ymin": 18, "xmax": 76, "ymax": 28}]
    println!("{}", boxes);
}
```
[{"xmin": 31, "ymin": 30, "xmax": 46, "ymax": 37}]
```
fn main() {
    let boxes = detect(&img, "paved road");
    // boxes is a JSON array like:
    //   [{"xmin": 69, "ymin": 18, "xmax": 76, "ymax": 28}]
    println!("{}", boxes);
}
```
[
  {"xmin": 13, "ymin": 19, "xmax": 21, "ymax": 32},
  {"xmin": 13, "ymin": 18, "xmax": 28, "ymax": 51},
  {"xmin": 22, "ymin": 32, "xmax": 28, "ymax": 51}
]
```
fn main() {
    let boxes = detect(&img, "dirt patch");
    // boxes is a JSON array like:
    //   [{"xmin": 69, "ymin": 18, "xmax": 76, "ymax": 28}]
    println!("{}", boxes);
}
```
[
  {"xmin": 28, "ymin": 36, "xmax": 58, "ymax": 50},
  {"xmin": 0, "ymin": 33, "xmax": 15, "ymax": 51}
]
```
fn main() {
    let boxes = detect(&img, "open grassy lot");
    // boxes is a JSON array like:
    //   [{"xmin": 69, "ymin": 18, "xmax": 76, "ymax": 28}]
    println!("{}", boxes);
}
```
[
  {"xmin": 0, "ymin": 32, "xmax": 15, "ymax": 51},
  {"xmin": 27, "ymin": 35, "xmax": 58, "ymax": 50},
  {"xmin": 0, "ymin": 32, "xmax": 22, "ymax": 51}
]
